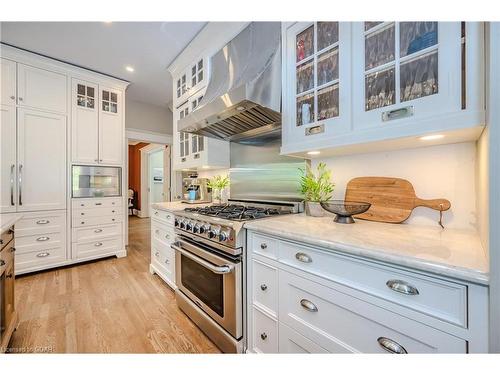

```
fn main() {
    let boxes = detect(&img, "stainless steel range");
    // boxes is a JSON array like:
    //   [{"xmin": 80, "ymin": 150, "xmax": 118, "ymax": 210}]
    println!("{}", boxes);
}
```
[{"xmin": 171, "ymin": 199, "xmax": 303, "ymax": 353}]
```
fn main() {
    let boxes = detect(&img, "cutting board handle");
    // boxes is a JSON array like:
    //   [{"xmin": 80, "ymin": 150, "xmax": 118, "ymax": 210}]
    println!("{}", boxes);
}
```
[{"xmin": 414, "ymin": 198, "xmax": 451, "ymax": 211}]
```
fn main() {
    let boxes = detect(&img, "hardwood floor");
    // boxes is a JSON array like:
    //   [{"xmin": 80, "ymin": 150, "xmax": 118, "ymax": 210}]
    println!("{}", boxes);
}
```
[{"xmin": 9, "ymin": 216, "xmax": 220, "ymax": 353}]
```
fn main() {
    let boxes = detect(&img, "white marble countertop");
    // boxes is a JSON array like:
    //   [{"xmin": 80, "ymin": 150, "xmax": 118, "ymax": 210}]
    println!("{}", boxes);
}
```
[
  {"xmin": 0, "ymin": 213, "xmax": 24, "ymax": 233},
  {"xmin": 151, "ymin": 201, "xmax": 211, "ymax": 212},
  {"xmin": 244, "ymin": 214, "xmax": 489, "ymax": 285}
]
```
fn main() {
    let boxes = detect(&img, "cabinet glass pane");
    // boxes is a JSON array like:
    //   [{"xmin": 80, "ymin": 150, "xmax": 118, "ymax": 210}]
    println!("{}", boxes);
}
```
[
  {"xmin": 192, "ymin": 65, "xmax": 197, "ymax": 76},
  {"xmin": 400, "ymin": 51, "xmax": 438, "ymax": 102},
  {"xmin": 296, "ymin": 92, "xmax": 315, "ymax": 126},
  {"xmin": 198, "ymin": 136, "xmax": 204, "ymax": 152},
  {"xmin": 198, "ymin": 60, "xmax": 203, "ymax": 70},
  {"xmin": 296, "ymin": 60, "xmax": 314, "ymax": 94},
  {"xmin": 400, "ymin": 22, "xmax": 438, "ymax": 57},
  {"xmin": 198, "ymin": 71, "xmax": 203, "ymax": 82},
  {"xmin": 86, "ymin": 86, "xmax": 95, "ymax": 98},
  {"xmin": 192, "ymin": 135, "xmax": 198, "ymax": 153},
  {"xmin": 110, "ymin": 102, "xmax": 117, "ymax": 113},
  {"xmin": 364, "ymin": 22, "xmax": 383, "ymax": 32},
  {"xmin": 317, "ymin": 22, "xmax": 339, "ymax": 51},
  {"xmin": 318, "ymin": 83, "xmax": 339, "ymax": 120},
  {"xmin": 102, "ymin": 101, "xmax": 110, "ymax": 112},
  {"xmin": 365, "ymin": 67, "xmax": 395, "ymax": 111},
  {"xmin": 87, "ymin": 97, "xmax": 95, "ymax": 109},
  {"xmin": 317, "ymin": 47, "xmax": 339, "ymax": 86},
  {"xmin": 110, "ymin": 92, "xmax": 117, "ymax": 103},
  {"xmin": 296, "ymin": 25, "xmax": 314, "ymax": 62},
  {"xmin": 103, "ymin": 90, "xmax": 109, "ymax": 101},
  {"xmin": 77, "ymin": 95, "xmax": 86, "ymax": 107},
  {"xmin": 77, "ymin": 84, "xmax": 86, "ymax": 95},
  {"xmin": 365, "ymin": 24, "xmax": 395, "ymax": 70}
]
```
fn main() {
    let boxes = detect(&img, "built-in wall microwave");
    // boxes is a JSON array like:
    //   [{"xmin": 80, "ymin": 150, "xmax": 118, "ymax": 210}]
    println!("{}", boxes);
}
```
[{"xmin": 72, "ymin": 165, "xmax": 122, "ymax": 198}]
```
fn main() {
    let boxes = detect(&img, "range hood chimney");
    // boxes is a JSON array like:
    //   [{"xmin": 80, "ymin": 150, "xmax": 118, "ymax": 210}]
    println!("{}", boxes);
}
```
[{"xmin": 177, "ymin": 22, "xmax": 282, "ymax": 143}]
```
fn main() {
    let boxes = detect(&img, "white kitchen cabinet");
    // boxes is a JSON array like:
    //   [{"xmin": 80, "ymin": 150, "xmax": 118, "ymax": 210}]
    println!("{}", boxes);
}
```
[
  {"xmin": 17, "ymin": 63, "xmax": 67, "ymax": 114},
  {"xmin": 176, "ymin": 101, "xmax": 191, "ymax": 166},
  {"xmin": 174, "ymin": 56, "xmax": 208, "ymax": 107},
  {"xmin": 71, "ymin": 80, "xmax": 124, "ymax": 165},
  {"xmin": 282, "ymin": 22, "xmax": 352, "ymax": 153},
  {"xmin": 281, "ymin": 22, "xmax": 485, "ymax": 157},
  {"xmin": 247, "ymin": 230, "xmax": 489, "ymax": 353},
  {"xmin": 0, "ymin": 58, "xmax": 17, "ymax": 106},
  {"xmin": 71, "ymin": 79, "xmax": 99, "ymax": 164},
  {"xmin": 150, "ymin": 208, "xmax": 176, "ymax": 289},
  {"xmin": 17, "ymin": 108, "xmax": 67, "ymax": 212},
  {"xmin": 0, "ymin": 105, "xmax": 17, "ymax": 213}
]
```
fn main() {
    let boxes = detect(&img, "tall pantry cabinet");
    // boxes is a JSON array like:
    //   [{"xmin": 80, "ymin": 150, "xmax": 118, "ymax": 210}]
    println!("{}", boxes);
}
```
[{"xmin": 0, "ymin": 45, "xmax": 128, "ymax": 274}]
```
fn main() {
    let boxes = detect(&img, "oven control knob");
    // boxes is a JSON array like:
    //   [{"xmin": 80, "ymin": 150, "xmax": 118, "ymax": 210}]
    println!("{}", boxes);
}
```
[
  {"xmin": 193, "ymin": 223, "xmax": 201, "ymax": 233},
  {"xmin": 218, "ymin": 230, "xmax": 230, "ymax": 242},
  {"xmin": 179, "ymin": 219, "xmax": 186, "ymax": 229},
  {"xmin": 186, "ymin": 221, "xmax": 193, "ymax": 231},
  {"xmin": 174, "ymin": 218, "xmax": 179, "ymax": 227},
  {"xmin": 200, "ymin": 224, "xmax": 210, "ymax": 234},
  {"xmin": 208, "ymin": 228, "xmax": 220, "ymax": 239}
]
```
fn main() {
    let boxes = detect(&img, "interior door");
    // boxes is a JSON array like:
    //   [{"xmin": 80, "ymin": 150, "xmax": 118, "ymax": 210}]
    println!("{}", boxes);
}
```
[
  {"xmin": 0, "ymin": 58, "xmax": 17, "ymax": 106},
  {"xmin": 71, "ymin": 79, "xmax": 99, "ymax": 164},
  {"xmin": 99, "ymin": 87, "xmax": 123, "ymax": 165},
  {"xmin": 17, "ymin": 108, "xmax": 67, "ymax": 212},
  {"xmin": 17, "ymin": 63, "xmax": 67, "ymax": 114},
  {"xmin": 0, "ymin": 105, "xmax": 17, "ymax": 213}
]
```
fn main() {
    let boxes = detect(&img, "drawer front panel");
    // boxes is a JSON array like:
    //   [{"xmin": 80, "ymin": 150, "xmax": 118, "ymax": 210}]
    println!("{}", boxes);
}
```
[
  {"xmin": 72, "ymin": 223, "xmax": 122, "ymax": 243},
  {"xmin": 151, "ymin": 209, "xmax": 175, "ymax": 226},
  {"xmin": 279, "ymin": 240, "xmax": 467, "ymax": 327},
  {"xmin": 152, "ymin": 222, "xmax": 175, "ymax": 244},
  {"xmin": 15, "ymin": 211, "xmax": 66, "ymax": 237},
  {"xmin": 279, "ymin": 271, "xmax": 466, "ymax": 353},
  {"xmin": 72, "ymin": 214, "xmax": 122, "ymax": 228},
  {"xmin": 252, "ymin": 259, "xmax": 278, "ymax": 316},
  {"xmin": 252, "ymin": 307, "xmax": 278, "ymax": 353},
  {"xmin": 15, "ymin": 231, "xmax": 63, "ymax": 255},
  {"xmin": 250, "ymin": 232, "xmax": 278, "ymax": 259},
  {"xmin": 152, "ymin": 239, "xmax": 175, "ymax": 281},
  {"xmin": 74, "ymin": 237, "xmax": 122, "ymax": 259},
  {"xmin": 73, "ymin": 206, "xmax": 122, "ymax": 218},
  {"xmin": 72, "ymin": 198, "xmax": 122, "ymax": 209},
  {"xmin": 16, "ymin": 246, "xmax": 66, "ymax": 271},
  {"xmin": 278, "ymin": 322, "xmax": 328, "ymax": 353},
  {"xmin": 0, "ymin": 240, "xmax": 14, "ymax": 274}
]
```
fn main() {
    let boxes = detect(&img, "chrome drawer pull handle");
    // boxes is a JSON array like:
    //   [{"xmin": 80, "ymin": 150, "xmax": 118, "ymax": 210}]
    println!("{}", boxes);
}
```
[
  {"xmin": 300, "ymin": 299, "xmax": 318, "ymax": 312},
  {"xmin": 81, "ymin": 213, "xmax": 85, "ymax": 216},
  {"xmin": 95, "ymin": 202, "xmax": 102, "ymax": 206},
  {"xmin": 94, "ymin": 229, "xmax": 103, "ymax": 233},
  {"xmin": 260, "ymin": 243, "xmax": 267, "ymax": 250},
  {"xmin": 95, "ymin": 242, "xmax": 103, "ymax": 247},
  {"xmin": 295, "ymin": 252, "xmax": 312, "ymax": 263},
  {"xmin": 260, "ymin": 333, "xmax": 267, "ymax": 340},
  {"xmin": 154, "ymin": 212, "xmax": 159, "ymax": 215},
  {"xmin": 260, "ymin": 284, "xmax": 268, "ymax": 291},
  {"xmin": 36, "ymin": 236, "xmax": 50, "ymax": 242},
  {"xmin": 386, "ymin": 280, "xmax": 419, "ymax": 296},
  {"xmin": 37, "ymin": 252, "xmax": 50, "ymax": 258},
  {"xmin": 377, "ymin": 337, "xmax": 407, "ymax": 354},
  {"xmin": 36, "ymin": 220, "xmax": 50, "ymax": 225}
]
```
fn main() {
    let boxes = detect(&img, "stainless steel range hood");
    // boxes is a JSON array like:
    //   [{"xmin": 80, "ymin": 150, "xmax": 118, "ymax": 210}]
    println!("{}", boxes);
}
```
[{"xmin": 177, "ymin": 22, "xmax": 282, "ymax": 143}]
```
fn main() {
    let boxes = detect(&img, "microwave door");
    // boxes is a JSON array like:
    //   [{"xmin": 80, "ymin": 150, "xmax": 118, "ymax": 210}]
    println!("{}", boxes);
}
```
[{"xmin": 72, "ymin": 165, "xmax": 122, "ymax": 198}]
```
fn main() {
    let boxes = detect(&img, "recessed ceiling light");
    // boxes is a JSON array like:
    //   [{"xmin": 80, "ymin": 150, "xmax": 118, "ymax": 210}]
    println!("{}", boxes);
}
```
[
  {"xmin": 419, "ymin": 134, "xmax": 444, "ymax": 141},
  {"xmin": 103, "ymin": 21, "xmax": 113, "ymax": 24},
  {"xmin": 125, "ymin": 66, "xmax": 135, "ymax": 72},
  {"xmin": 307, "ymin": 151, "xmax": 321, "ymax": 155}
]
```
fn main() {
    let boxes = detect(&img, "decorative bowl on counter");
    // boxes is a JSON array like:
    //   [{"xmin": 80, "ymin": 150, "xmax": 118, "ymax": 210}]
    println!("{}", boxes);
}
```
[{"xmin": 320, "ymin": 200, "xmax": 371, "ymax": 224}]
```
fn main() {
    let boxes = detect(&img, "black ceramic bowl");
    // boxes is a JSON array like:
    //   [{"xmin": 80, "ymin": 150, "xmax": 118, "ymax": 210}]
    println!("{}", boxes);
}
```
[{"xmin": 320, "ymin": 200, "xmax": 371, "ymax": 224}]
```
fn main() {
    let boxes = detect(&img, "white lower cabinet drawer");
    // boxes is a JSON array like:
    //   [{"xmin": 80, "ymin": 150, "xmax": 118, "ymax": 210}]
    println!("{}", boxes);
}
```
[
  {"xmin": 250, "ymin": 232, "xmax": 278, "ymax": 259},
  {"xmin": 252, "ymin": 259, "xmax": 278, "ymax": 316},
  {"xmin": 72, "ymin": 197, "xmax": 121, "ymax": 209},
  {"xmin": 73, "ymin": 206, "xmax": 122, "ymax": 218},
  {"xmin": 278, "ymin": 322, "xmax": 328, "ymax": 353},
  {"xmin": 278, "ymin": 240, "xmax": 467, "ymax": 327},
  {"xmin": 15, "ymin": 231, "xmax": 64, "ymax": 255},
  {"xmin": 72, "ymin": 223, "xmax": 122, "ymax": 243},
  {"xmin": 151, "ymin": 209, "xmax": 175, "ymax": 226},
  {"xmin": 151, "ymin": 239, "xmax": 175, "ymax": 283},
  {"xmin": 72, "ymin": 214, "xmax": 122, "ymax": 228},
  {"xmin": 15, "ymin": 210, "xmax": 66, "ymax": 237},
  {"xmin": 73, "ymin": 237, "xmax": 122, "ymax": 260},
  {"xmin": 279, "ymin": 271, "xmax": 466, "ymax": 353},
  {"xmin": 16, "ymin": 246, "xmax": 66, "ymax": 271},
  {"xmin": 251, "ymin": 306, "xmax": 278, "ymax": 353},
  {"xmin": 152, "ymin": 222, "xmax": 175, "ymax": 244}
]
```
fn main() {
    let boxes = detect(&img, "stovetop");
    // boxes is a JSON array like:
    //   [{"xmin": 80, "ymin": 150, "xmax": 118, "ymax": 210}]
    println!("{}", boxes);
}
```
[{"xmin": 184, "ymin": 204, "xmax": 286, "ymax": 221}]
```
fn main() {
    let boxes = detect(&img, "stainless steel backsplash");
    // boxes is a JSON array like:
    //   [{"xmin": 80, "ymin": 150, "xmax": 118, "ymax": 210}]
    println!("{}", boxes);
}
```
[{"xmin": 229, "ymin": 140, "xmax": 307, "ymax": 200}]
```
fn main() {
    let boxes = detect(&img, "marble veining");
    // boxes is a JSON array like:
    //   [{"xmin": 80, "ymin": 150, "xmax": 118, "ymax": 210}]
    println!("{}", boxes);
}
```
[
  {"xmin": 244, "ymin": 214, "xmax": 489, "ymax": 285},
  {"xmin": 151, "ymin": 201, "xmax": 210, "ymax": 212}
]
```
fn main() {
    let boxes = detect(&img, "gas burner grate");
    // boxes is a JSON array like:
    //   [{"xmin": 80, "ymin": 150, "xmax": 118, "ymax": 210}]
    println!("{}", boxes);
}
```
[{"xmin": 184, "ymin": 204, "xmax": 289, "ymax": 221}]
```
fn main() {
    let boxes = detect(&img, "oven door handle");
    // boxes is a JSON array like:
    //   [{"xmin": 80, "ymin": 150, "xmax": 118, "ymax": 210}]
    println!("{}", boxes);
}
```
[{"xmin": 171, "ymin": 243, "xmax": 234, "ymax": 274}]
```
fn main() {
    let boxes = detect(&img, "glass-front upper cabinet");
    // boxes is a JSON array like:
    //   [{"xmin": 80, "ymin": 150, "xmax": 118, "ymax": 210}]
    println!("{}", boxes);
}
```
[
  {"xmin": 178, "ymin": 102, "xmax": 190, "ymax": 163},
  {"xmin": 282, "ymin": 22, "xmax": 352, "ymax": 153},
  {"xmin": 189, "ymin": 57, "xmax": 208, "ymax": 96},
  {"xmin": 190, "ymin": 93, "xmax": 204, "ymax": 157},
  {"xmin": 352, "ymin": 22, "xmax": 462, "ymax": 130}
]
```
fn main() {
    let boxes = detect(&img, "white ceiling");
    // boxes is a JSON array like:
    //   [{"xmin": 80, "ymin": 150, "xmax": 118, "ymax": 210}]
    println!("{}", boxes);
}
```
[{"xmin": 0, "ymin": 22, "xmax": 206, "ymax": 107}]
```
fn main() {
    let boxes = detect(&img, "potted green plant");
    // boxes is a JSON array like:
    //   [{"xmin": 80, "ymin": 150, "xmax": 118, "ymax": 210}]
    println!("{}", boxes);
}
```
[
  {"xmin": 207, "ymin": 175, "xmax": 230, "ymax": 204},
  {"xmin": 299, "ymin": 162, "xmax": 335, "ymax": 217}
]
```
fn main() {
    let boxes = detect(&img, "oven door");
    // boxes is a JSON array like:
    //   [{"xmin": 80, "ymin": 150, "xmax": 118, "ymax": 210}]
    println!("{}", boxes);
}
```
[{"xmin": 172, "ymin": 237, "xmax": 242, "ymax": 339}]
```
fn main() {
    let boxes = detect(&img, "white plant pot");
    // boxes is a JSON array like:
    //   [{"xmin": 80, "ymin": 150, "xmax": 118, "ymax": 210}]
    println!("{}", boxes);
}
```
[{"xmin": 305, "ymin": 201, "xmax": 325, "ymax": 217}]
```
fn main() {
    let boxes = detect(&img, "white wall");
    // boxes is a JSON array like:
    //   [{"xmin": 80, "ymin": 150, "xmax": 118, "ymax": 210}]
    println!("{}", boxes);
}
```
[
  {"xmin": 312, "ymin": 142, "xmax": 477, "ymax": 230},
  {"xmin": 125, "ymin": 97, "xmax": 173, "ymax": 135}
]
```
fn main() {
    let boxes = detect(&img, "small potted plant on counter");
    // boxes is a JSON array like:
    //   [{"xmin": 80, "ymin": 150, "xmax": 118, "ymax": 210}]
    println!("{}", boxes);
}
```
[
  {"xmin": 300, "ymin": 162, "xmax": 335, "ymax": 217},
  {"xmin": 207, "ymin": 175, "xmax": 230, "ymax": 204}
]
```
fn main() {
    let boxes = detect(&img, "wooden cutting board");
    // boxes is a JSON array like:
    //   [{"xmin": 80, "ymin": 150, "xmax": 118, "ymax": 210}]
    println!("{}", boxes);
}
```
[{"xmin": 345, "ymin": 177, "xmax": 451, "ymax": 223}]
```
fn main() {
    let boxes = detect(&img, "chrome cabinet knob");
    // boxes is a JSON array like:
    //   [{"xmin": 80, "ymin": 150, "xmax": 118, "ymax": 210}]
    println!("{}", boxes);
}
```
[
  {"xmin": 10, "ymin": 95, "xmax": 15, "ymax": 100},
  {"xmin": 295, "ymin": 252, "xmax": 312, "ymax": 263},
  {"xmin": 260, "ymin": 333, "xmax": 267, "ymax": 340},
  {"xmin": 94, "ymin": 242, "xmax": 103, "ymax": 247},
  {"xmin": 386, "ymin": 280, "xmax": 419, "ymax": 296},
  {"xmin": 260, "ymin": 284, "xmax": 268, "ymax": 291},
  {"xmin": 155, "ymin": 251, "xmax": 159, "ymax": 257},
  {"xmin": 260, "ymin": 243, "xmax": 267, "ymax": 250},
  {"xmin": 94, "ymin": 229, "xmax": 103, "ymax": 233},
  {"xmin": 18, "ymin": 97, "xmax": 23, "ymax": 101}
]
